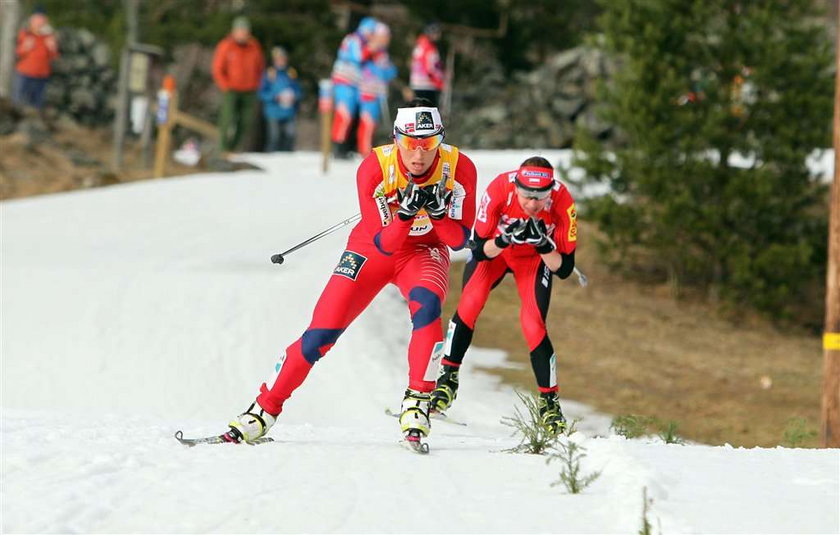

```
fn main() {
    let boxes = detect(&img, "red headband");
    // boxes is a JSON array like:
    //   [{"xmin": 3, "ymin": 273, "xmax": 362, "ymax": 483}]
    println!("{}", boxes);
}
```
[{"xmin": 515, "ymin": 166, "xmax": 555, "ymax": 191}]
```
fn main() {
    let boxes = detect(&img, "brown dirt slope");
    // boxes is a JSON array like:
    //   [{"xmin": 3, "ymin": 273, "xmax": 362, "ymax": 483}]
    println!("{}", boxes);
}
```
[{"xmin": 0, "ymin": 120, "xmax": 203, "ymax": 201}]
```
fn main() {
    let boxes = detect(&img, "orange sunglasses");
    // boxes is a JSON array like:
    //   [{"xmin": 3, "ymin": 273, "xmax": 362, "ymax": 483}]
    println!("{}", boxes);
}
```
[{"xmin": 394, "ymin": 131, "xmax": 444, "ymax": 152}]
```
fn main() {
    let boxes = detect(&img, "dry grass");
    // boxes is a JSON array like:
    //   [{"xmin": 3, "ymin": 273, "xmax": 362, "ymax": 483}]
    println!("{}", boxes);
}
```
[{"xmin": 442, "ymin": 221, "xmax": 823, "ymax": 447}]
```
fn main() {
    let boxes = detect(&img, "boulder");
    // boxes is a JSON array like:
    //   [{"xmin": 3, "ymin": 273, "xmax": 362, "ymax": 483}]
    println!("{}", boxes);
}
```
[
  {"xmin": 449, "ymin": 45, "xmax": 615, "ymax": 149},
  {"xmin": 46, "ymin": 28, "xmax": 117, "ymax": 125}
]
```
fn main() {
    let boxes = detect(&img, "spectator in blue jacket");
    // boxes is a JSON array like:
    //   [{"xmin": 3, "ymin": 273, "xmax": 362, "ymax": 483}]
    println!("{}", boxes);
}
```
[{"xmin": 259, "ymin": 46, "xmax": 302, "ymax": 152}]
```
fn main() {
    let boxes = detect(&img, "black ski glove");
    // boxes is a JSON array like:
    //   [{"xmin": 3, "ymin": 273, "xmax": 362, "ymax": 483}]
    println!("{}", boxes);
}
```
[
  {"xmin": 494, "ymin": 219, "xmax": 525, "ymax": 249},
  {"xmin": 519, "ymin": 218, "xmax": 545, "ymax": 246},
  {"xmin": 511, "ymin": 220, "xmax": 534, "ymax": 245},
  {"xmin": 397, "ymin": 182, "xmax": 429, "ymax": 221},
  {"xmin": 422, "ymin": 183, "xmax": 453, "ymax": 220},
  {"xmin": 533, "ymin": 219, "xmax": 556, "ymax": 254}
]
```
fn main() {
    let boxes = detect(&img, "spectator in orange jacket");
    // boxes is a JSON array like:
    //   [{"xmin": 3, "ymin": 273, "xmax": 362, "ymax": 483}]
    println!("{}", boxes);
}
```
[
  {"xmin": 212, "ymin": 16, "xmax": 265, "ymax": 154},
  {"xmin": 13, "ymin": 7, "xmax": 59, "ymax": 111}
]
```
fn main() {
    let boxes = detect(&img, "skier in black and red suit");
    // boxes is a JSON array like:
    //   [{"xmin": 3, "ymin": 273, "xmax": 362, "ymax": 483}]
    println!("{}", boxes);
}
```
[{"xmin": 431, "ymin": 156, "xmax": 578, "ymax": 433}]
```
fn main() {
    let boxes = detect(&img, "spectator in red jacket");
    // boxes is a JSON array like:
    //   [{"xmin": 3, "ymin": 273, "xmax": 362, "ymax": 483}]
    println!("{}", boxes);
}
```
[
  {"xmin": 13, "ymin": 8, "xmax": 59, "ymax": 112},
  {"xmin": 409, "ymin": 22, "xmax": 444, "ymax": 107},
  {"xmin": 212, "ymin": 16, "xmax": 265, "ymax": 154}
]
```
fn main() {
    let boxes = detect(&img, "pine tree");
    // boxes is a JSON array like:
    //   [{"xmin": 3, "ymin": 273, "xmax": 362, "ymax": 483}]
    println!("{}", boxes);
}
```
[{"xmin": 575, "ymin": 0, "xmax": 832, "ymax": 320}]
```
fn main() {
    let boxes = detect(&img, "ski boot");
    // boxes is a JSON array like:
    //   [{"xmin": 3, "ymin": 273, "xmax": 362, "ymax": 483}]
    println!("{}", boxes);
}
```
[
  {"xmin": 399, "ymin": 389, "xmax": 431, "ymax": 438},
  {"xmin": 538, "ymin": 391, "xmax": 567, "ymax": 435},
  {"xmin": 430, "ymin": 364, "xmax": 459, "ymax": 412},
  {"xmin": 227, "ymin": 401, "xmax": 276, "ymax": 443}
]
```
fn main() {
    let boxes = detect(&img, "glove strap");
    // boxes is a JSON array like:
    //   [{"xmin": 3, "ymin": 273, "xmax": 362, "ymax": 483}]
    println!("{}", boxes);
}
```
[{"xmin": 536, "ymin": 241, "xmax": 555, "ymax": 254}]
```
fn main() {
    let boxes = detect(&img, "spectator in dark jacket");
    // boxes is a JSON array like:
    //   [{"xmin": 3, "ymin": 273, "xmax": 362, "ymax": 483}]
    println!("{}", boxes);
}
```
[{"xmin": 258, "ymin": 47, "xmax": 302, "ymax": 152}]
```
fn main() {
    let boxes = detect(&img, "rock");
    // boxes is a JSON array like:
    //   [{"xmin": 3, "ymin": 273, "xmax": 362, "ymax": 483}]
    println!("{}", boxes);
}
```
[
  {"xmin": 0, "ymin": 98, "xmax": 23, "ymax": 135},
  {"xmin": 76, "ymin": 29, "xmax": 96, "ymax": 49},
  {"xmin": 449, "ymin": 45, "xmax": 616, "ymax": 149},
  {"xmin": 91, "ymin": 43, "xmax": 111, "ymax": 68},
  {"xmin": 476, "ymin": 105, "xmax": 508, "ymax": 124},
  {"xmin": 577, "ymin": 108, "xmax": 612, "ymax": 139},
  {"xmin": 69, "ymin": 87, "xmax": 98, "ymax": 113},
  {"xmin": 552, "ymin": 96, "xmax": 586, "ymax": 118},
  {"xmin": 579, "ymin": 47, "xmax": 607, "ymax": 78},
  {"xmin": 20, "ymin": 116, "xmax": 51, "ymax": 147},
  {"xmin": 547, "ymin": 48, "xmax": 583, "ymax": 75},
  {"xmin": 65, "ymin": 148, "xmax": 101, "ymax": 167},
  {"xmin": 46, "ymin": 28, "xmax": 116, "ymax": 126}
]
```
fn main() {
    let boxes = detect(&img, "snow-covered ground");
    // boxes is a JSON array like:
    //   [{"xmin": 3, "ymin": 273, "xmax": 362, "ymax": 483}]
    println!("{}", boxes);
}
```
[{"xmin": 2, "ymin": 150, "xmax": 837, "ymax": 534}]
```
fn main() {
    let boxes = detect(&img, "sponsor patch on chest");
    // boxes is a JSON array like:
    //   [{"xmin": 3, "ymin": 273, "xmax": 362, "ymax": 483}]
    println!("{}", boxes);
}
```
[{"xmin": 567, "ymin": 204, "xmax": 578, "ymax": 242}]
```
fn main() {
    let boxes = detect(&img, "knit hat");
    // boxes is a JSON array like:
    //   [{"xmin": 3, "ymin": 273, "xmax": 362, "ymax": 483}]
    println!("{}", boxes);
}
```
[
  {"xmin": 232, "ymin": 16, "xmax": 250, "ymax": 32},
  {"xmin": 424, "ymin": 22, "xmax": 442, "ymax": 36},
  {"xmin": 357, "ymin": 17, "xmax": 378, "ymax": 36}
]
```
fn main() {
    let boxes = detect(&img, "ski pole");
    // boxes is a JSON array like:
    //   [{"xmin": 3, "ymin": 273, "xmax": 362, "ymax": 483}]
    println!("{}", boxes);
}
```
[
  {"xmin": 574, "ymin": 266, "xmax": 588, "ymax": 288},
  {"xmin": 270, "ymin": 213, "xmax": 361, "ymax": 265}
]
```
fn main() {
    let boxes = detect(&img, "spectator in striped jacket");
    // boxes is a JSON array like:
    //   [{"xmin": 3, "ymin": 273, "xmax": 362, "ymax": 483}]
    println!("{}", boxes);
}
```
[{"xmin": 409, "ymin": 22, "xmax": 444, "ymax": 107}]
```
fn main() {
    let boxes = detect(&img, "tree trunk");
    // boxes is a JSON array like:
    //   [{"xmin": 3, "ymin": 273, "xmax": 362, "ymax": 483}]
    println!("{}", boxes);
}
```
[
  {"xmin": 112, "ymin": 0, "xmax": 139, "ymax": 171},
  {"xmin": 0, "ymin": 0, "xmax": 21, "ymax": 99}
]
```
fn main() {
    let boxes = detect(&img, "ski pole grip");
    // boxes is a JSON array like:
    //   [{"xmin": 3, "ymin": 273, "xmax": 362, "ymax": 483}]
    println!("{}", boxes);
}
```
[{"xmin": 270, "ymin": 254, "xmax": 285, "ymax": 265}]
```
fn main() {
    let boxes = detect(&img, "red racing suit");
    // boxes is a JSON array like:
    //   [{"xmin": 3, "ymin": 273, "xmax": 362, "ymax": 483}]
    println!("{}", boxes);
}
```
[
  {"xmin": 443, "ymin": 170, "xmax": 577, "ymax": 394},
  {"xmin": 255, "ymin": 143, "xmax": 477, "ymax": 416}
]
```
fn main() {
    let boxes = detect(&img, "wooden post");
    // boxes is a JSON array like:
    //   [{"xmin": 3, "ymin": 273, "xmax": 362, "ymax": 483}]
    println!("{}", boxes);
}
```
[
  {"xmin": 153, "ymin": 75, "xmax": 176, "ymax": 178},
  {"xmin": 822, "ymin": 13, "xmax": 840, "ymax": 448},
  {"xmin": 437, "ymin": 11, "xmax": 508, "ymax": 119},
  {"xmin": 441, "ymin": 45, "xmax": 455, "ymax": 119},
  {"xmin": 172, "ymin": 109, "xmax": 219, "ymax": 140},
  {"xmin": 318, "ymin": 79, "xmax": 333, "ymax": 174},
  {"xmin": 140, "ymin": 105, "xmax": 154, "ymax": 169}
]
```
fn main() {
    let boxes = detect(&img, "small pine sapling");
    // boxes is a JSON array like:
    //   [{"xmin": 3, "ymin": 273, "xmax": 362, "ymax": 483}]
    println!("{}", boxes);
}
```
[
  {"xmin": 638, "ymin": 486, "xmax": 661, "ymax": 535},
  {"xmin": 547, "ymin": 439, "xmax": 601, "ymax": 494},
  {"xmin": 610, "ymin": 414, "xmax": 654, "ymax": 438},
  {"xmin": 501, "ymin": 390, "xmax": 561, "ymax": 454}
]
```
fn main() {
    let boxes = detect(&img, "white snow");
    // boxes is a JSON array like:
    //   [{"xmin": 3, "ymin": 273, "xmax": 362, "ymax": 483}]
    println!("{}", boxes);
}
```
[{"xmin": 2, "ymin": 150, "xmax": 837, "ymax": 534}]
